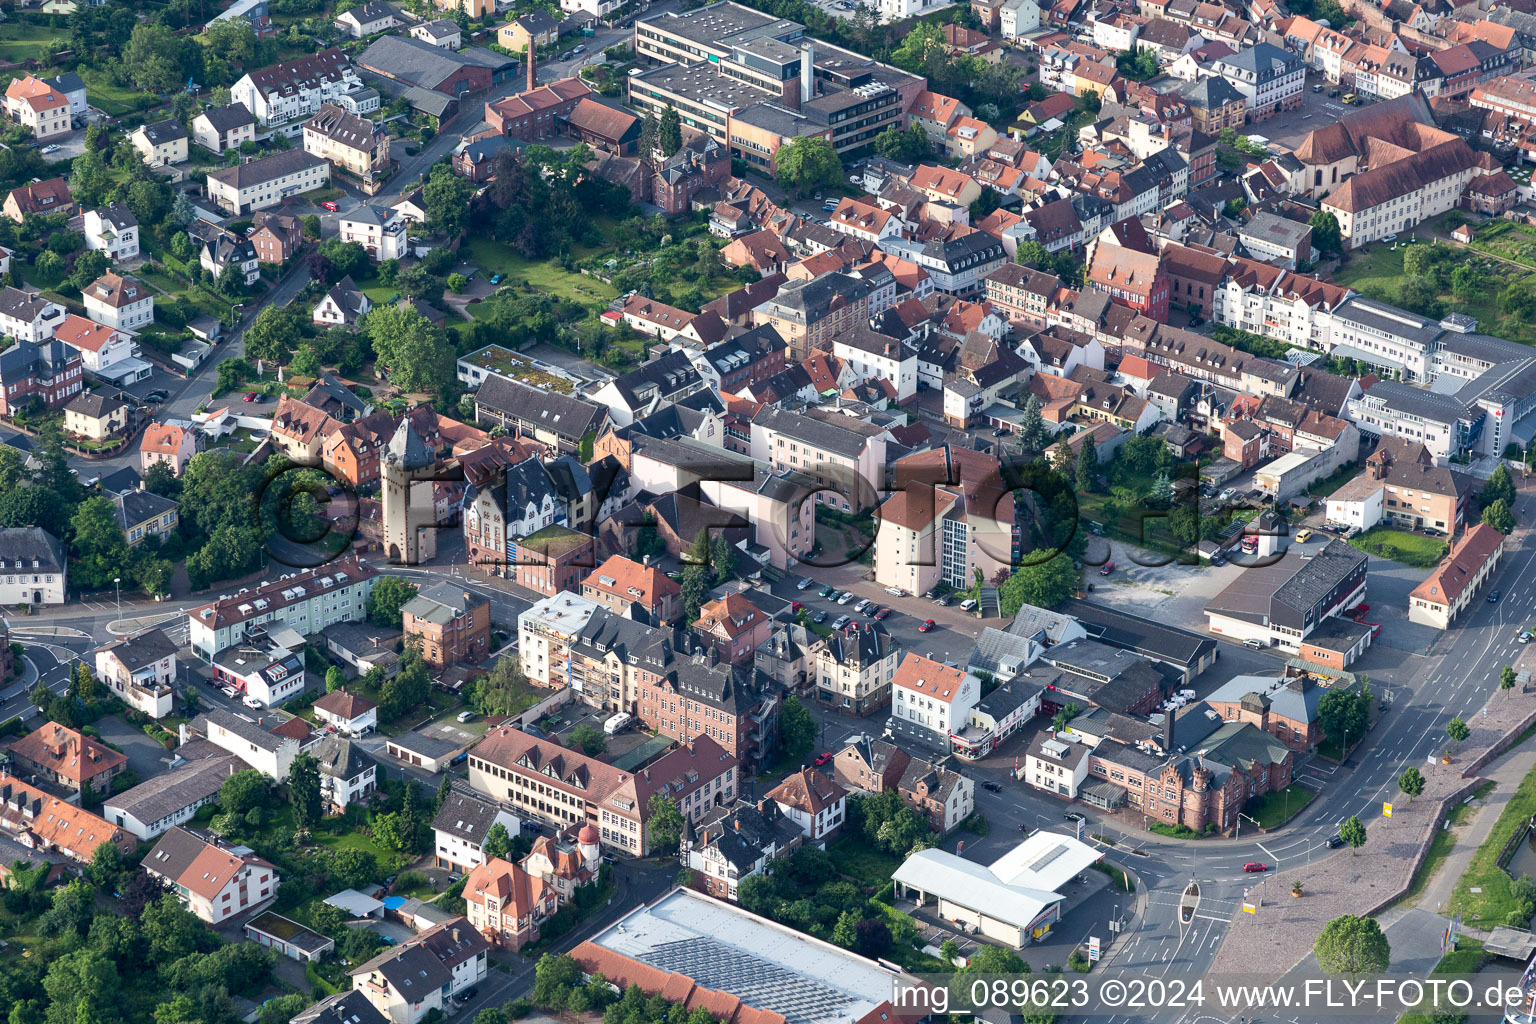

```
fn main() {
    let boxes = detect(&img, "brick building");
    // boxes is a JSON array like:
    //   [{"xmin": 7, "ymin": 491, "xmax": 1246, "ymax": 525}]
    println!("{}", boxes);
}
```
[{"xmin": 401, "ymin": 582, "xmax": 491, "ymax": 668}]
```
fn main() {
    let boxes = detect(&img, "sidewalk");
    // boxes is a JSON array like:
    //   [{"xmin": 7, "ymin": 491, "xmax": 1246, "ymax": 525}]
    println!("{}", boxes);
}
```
[{"xmin": 1415, "ymin": 736, "xmax": 1532, "ymax": 915}]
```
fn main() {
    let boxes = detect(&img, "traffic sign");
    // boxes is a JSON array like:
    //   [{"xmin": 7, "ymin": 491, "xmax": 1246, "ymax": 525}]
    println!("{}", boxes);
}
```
[
  {"xmin": 1383, "ymin": 802, "xmax": 1393, "ymax": 818},
  {"xmin": 1242, "ymin": 903, "xmax": 1257, "ymax": 914},
  {"xmin": 1075, "ymin": 817, "xmax": 1084, "ymax": 840}
]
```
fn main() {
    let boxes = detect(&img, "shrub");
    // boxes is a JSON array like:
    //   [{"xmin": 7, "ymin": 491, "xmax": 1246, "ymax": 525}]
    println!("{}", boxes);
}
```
[{"xmin": 1068, "ymin": 952, "xmax": 1091, "ymax": 973}]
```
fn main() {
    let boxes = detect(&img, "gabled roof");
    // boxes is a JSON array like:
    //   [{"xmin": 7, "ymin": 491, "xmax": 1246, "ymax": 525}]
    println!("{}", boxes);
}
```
[{"xmin": 1410, "ymin": 523, "xmax": 1504, "ymax": 608}]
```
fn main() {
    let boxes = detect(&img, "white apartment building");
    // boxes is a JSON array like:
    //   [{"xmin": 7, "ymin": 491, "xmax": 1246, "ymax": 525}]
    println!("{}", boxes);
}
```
[
  {"xmin": 807, "ymin": 623, "xmax": 900, "ymax": 717},
  {"xmin": 1212, "ymin": 42, "xmax": 1306, "ymax": 115},
  {"xmin": 890, "ymin": 653, "xmax": 980, "ymax": 752},
  {"xmin": 187, "ymin": 557, "xmax": 378, "ymax": 661},
  {"xmin": 83, "ymin": 204, "xmax": 140, "ymax": 262},
  {"xmin": 145, "ymin": 826, "xmax": 280, "ymax": 924},
  {"xmin": 52, "ymin": 313, "xmax": 139, "ymax": 378},
  {"xmin": 83, "ymin": 272, "xmax": 155, "ymax": 332},
  {"xmin": 206, "ymin": 150, "xmax": 331, "ymax": 216},
  {"xmin": 1000, "ymin": 0, "xmax": 1041, "ymax": 37},
  {"xmin": 231, "ymin": 48, "xmax": 365, "ymax": 126},
  {"xmin": 183, "ymin": 708, "xmax": 302, "ymax": 780},
  {"xmin": 876, "ymin": 0, "xmax": 956, "ymax": 22},
  {"xmin": 339, "ymin": 205, "xmax": 408, "ymax": 262},
  {"xmin": 1023, "ymin": 734, "xmax": 1092, "ymax": 798},
  {"xmin": 1322, "ymin": 146, "xmax": 1480, "ymax": 250},
  {"xmin": 0, "ymin": 527, "xmax": 66, "ymax": 605},
  {"xmin": 832, "ymin": 325, "xmax": 918, "ymax": 401},
  {"xmin": 3, "ymin": 75, "xmax": 70, "ymax": 140},
  {"xmin": 432, "ymin": 783, "xmax": 522, "ymax": 874},
  {"xmin": 1324, "ymin": 296, "xmax": 1440, "ymax": 382},
  {"xmin": 561, "ymin": 0, "xmax": 625, "ymax": 17},
  {"xmin": 94, "ymin": 627, "xmax": 177, "ymax": 719},
  {"xmin": 1211, "ymin": 268, "xmax": 1347, "ymax": 354},
  {"xmin": 350, "ymin": 921, "xmax": 488, "ymax": 1024},
  {"xmin": 214, "ymin": 628, "xmax": 308, "ymax": 707},
  {"xmin": 0, "ymin": 286, "xmax": 65, "ymax": 342},
  {"xmin": 517, "ymin": 592, "xmax": 600, "ymax": 688}
]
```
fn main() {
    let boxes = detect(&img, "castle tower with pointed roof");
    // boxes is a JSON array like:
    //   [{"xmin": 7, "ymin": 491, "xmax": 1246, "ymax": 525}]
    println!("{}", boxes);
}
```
[{"xmin": 382, "ymin": 417, "xmax": 442, "ymax": 565}]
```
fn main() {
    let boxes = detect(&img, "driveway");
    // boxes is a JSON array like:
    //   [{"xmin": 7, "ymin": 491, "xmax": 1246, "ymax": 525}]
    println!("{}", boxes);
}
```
[{"xmin": 95, "ymin": 713, "xmax": 176, "ymax": 779}]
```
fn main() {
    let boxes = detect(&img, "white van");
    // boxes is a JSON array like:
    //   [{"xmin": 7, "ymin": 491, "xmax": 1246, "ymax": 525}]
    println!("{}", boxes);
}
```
[{"xmin": 960, "ymin": 598, "xmax": 978, "ymax": 612}]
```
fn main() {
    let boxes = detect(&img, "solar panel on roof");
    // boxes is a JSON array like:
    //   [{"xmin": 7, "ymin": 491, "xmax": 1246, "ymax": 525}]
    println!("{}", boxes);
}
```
[{"xmin": 1029, "ymin": 843, "xmax": 1069, "ymax": 874}]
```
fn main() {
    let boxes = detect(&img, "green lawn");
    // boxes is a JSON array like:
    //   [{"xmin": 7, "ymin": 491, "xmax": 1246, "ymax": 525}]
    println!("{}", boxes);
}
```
[
  {"xmin": 828, "ymin": 837, "xmax": 905, "ymax": 882},
  {"xmin": 76, "ymin": 66, "xmax": 158, "ymax": 117},
  {"xmin": 1333, "ymin": 242, "xmax": 1536, "ymax": 346},
  {"xmin": 0, "ymin": 22, "xmax": 66, "ymax": 63},
  {"xmin": 1348, "ymin": 527, "xmax": 1447, "ymax": 569},
  {"xmin": 1308, "ymin": 462, "xmax": 1364, "ymax": 499},
  {"xmin": 1400, "ymin": 939, "xmax": 1487, "ymax": 1024},
  {"xmin": 1451, "ymin": 765, "xmax": 1536, "ymax": 926},
  {"xmin": 462, "ymin": 237, "xmax": 617, "ymax": 304},
  {"xmin": 1244, "ymin": 784, "xmax": 1316, "ymax": 830}
]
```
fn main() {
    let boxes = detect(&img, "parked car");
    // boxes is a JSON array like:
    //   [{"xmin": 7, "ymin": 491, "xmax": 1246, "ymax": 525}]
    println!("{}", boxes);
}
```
[
  {"xmin": 837, "ymin": 591, "xmax": 856, "ymax": 605},
  {"xmin": 993, "ymin": 427, "xmax": 1009, "ymax": 436},
  {"xmin": 937, "ymin": 594, "xmax": 954, "ymax": 606},
  {"xmin": 243, "ymin": 391, "xmax": 259, "ymax": 402},
  {"xmin": 1100, "ymin": 561, "xmax": 1115, "ymax": 576},
  {"xmin": 819, "ymin": 585, "xmax": 836, "ymax": 598},
  {"xmin": 320, "ymin": 200, "xmax": 339, "ymax": 212},
  {"xmin": 812, "ymin": 610, "xmax": 827, "ymax": 623},
  {"xmin": 873, "ymin": 607, "xmax": 891, "ymax": 620},
  {"xmin": 1294, "ymin": 529, "xmax": 1313, "ymax": 543},
  {"xmin": 489, "ymin": 273, "xmax": 504, "ymax": 285},
  {"xmin": 1243, "ymin": 638, "xmax": 1265, "ymax": 649},
  {"xmin": 884, "ymin": 586, "xmax": 904, "ymax": 597},
  {"xmin": 242, "ymin": 696, "xmax": 264, "ymax": 710},
  {"xmin": 798, "ymin": 576, "xmax": 816, "ymax": 590},
  {"xmin": 960, "ymin": 598, "xmax": 978, "ymax": 612},
  {"xmin": 1243, "ymin": 862, "xmax": 1268, "ymax": 872},
  {"xmin": 918, "ymin": 619, "xmax": 936, "ymax": 632},
  {"xmin": 855, "ymin": 599, "xmax": 874, "ymax": 614},
  {"xmin": 833, "ymin": 615, "xmax": 851, "ymax": 629},
  {"xmin": 457, "ymin": 710, "xmax": 476, "ymax": 723},
  {"xmin": 1063, "ymin": 811, "xmax": 1084, "ymax": 822},
  {"xmin": 813, "ymin": 752, "xmax": 833, "ymax": 766},
  {"xmin": 1188, "ymin": 314, "xmax": 1204, "ymax": 327}
]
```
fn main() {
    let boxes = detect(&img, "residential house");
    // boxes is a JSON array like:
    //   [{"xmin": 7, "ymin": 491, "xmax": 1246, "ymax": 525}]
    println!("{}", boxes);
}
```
[
  {"xmin": 580, "ymin": 554, "xmax": 682, "ymax": 625},
  {"xmin": 313, "ymin": 736, "xmax": 378, "ymax": 812},
  {"xmin": 112, "ymin": 488, "xmax": 179, "ymax": 547},
  {"xmin": 313, "ymin": 276, "xmax": 372, "ymax": 327},
  {"xmin": 401, "ymin": 583, "xmax": 491, "ymax": 669},
  {"xmin": 0, "ymin": 337, "xmax": 82, "ymax": 415},
  {"xmin": 52, "ymin": 314, "xmax": 139, "ymax": 380},
  {"xmin": 499, "ymin": 9, "xmax": 559, "ymax": 52},
  {"xmin": 192, "ymin": 104, "xmax": 258, "ymax": 154},
  {"xmin": 338, "ymin": 205, "xmax": 407, "ymax": 261},
  {"xmin": 1409, "ymin": 523, "xmax": 1505, "ymax": 629},
  {"xmin": 0, "ymin": 527, "xmax": 67, "ymax": 605},
  {"xmin": 6, "ymin": 721, "xmax": 128, "ymax": 795},
  {"xmin": 889, "ymin": 653, "xmax": 981, "ymax": 753},
  {"xmin": 140, "ymin": 423, "xmax": 196, "ymax": 477},
  {"xmin": 103, "ymin": 752, "xmax": 243, "ymax": 839},
  {"xmin": 3, "ymin": 75, "xmax": 70, "ymax": 140},
  {"xmin": 411, "ymin": 20, "xmax": 462, "ymax": 48},
  {"xmin": 63, "ymin": 391, "xmax": 129, "ymax": 441},
  {"xmin": 313, "ymin": 690, "xmax": 379, "ymax": 737},
  {"xmin": 305, "ymin": 104, "xmax": 390, "ymax": 187},
  {"xmin": 83, "ymin": 204, "xmax": 140, "ymax": 262},
  {"xmin": 0, "ymin": 773, "xmax": 135, "ymax": 861},
  {"xmin": 3, "ymin": 177, "xmax": 74, "ymax": 222},
  {"xmin": 130, "ymin": 120, "xmax": 189, "ymax": 167},
  {"xmin": 335, "ymin": 0, "xmax": 403, "ymax": 37},
  {"xmin": 767, "ymin": 767, "xmax": 846, "ymax": 843},
  {"xmin": 231, "ymin": 50, "xmax": 365, "ymax": 126},
  {"xmin": 83, "ymin": 272, "xmax": 154, "ymax": 332},
  {"xmin": 144, "ymin": 826, "xmax": 279, "ymax": 923},
  {"xmin": 679, "ymin": 798, "xmax": 803, "ymax": 899},
  {"xmin": 196, "ymin": 225, "xmax": 261, "ymax": 284},
  {"xmin": 350, "ymin": 920, "xmax": 488, "ymax": 1024},
  {"xmin": 250, "ymin": 211, "xmax": 304, "ymax": 265},
  {"xmin": 432, "ymin": 781, "xmax": 521, "ymax": 873}
]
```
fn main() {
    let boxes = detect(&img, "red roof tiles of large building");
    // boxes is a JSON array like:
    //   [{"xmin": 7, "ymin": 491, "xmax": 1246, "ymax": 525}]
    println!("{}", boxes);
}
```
[{"xmin": 1410, "ymin": 524, "xmax": 1504, "ymax": 608}]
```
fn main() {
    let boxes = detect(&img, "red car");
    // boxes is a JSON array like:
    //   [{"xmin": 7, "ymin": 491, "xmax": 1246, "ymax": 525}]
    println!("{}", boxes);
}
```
[
  {"xmin": 320, "ymin": 200, "xmax": 339, "ymax": 212},
  {"xmin": 243, "ymin": 391, "xmax": 259, "ymax": 402},
  {"xmin": 873, "ymin": 607, "xmax": 891, "ymax": 620},
  {"xmin": 918, "ymin": 619, "xmax": 936, "ymax": 632},
  {"xmin": 790, "ymin": 601, "xmax": 802, "ymax": 613},
  {"xmin": 813, "ymin": 752, "xmax": 833, "ymax": 767},
  {"xmin": 1243, "ymin": 862, "xmax": 1268, "ymax": 873}
]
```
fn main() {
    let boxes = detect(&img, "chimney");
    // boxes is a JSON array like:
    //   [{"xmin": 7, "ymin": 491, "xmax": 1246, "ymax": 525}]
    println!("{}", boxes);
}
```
[
  {"xmin": 1162, "ymin": 707, "xmax": 1173, "ymax": 754},
  {"xmin": 527, "ymin": 47, "xmax": 536, "ymax": 94},
  {"xmin": 800, "ymin": 41, "xmax": 815, "ymax": 106}
]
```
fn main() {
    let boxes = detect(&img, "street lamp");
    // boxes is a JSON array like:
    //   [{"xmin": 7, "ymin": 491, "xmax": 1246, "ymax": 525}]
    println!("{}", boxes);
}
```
[{"xmin": 113, "ymin": 577, "xmax": 121, "ymax": 622}]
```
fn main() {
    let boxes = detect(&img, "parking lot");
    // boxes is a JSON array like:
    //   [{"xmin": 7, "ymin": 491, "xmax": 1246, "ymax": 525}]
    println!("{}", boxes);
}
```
[{"xmin": 1252, "ymin": 80, "xmax": 1363, "ymax": 152}]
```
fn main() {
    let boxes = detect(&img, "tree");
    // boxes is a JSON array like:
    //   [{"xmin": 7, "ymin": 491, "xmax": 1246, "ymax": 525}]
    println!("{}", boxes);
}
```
[
  {"xmin": 1018, "ymin": 394, "xmax": 1046, "ymax": 451},
  {"xmin": 141, "ymin": 894, "xmax": 209, "ymax": 966},
  {"xmin": 1309, "ymin": 210, "xmax": 1342, "ymax": 255},
  {"xmin": 1398, "ymin": 766, "xmax": 1425, "ymax": 803},
  {"xmin": 1317, "ymin": 688, "xmax": 1368, "ymax": 752},
  {"xmin": 289, "ymin": 750, "xmax": 323, "ymax": 831},
  {"xmin": 854, "ymin": 918, "xmax": 892, "ymax": 958},
  {"xmin": 998, "ymin": 553, "xmax": 1078, "ymax": 614},
  {"xmin": 637, "ymin": 112, "xmax": 659, "ymax": 160},
  {"xmin": 1314, "ymin": 914, "xmax": 1390, "ymax": 974},
  {"xmin": 69, "ymin": 495, "xmax": 131, "ymax": 591},
  {"xmin": 1484, "ymin": 498, "xmax": 1515, "ymax": 534},
  {"xmin": 367, "ymin": 575, "xmax": 418, "ymax": 627},
  {"xmin": 326, "ymin": 666, "xmax": 346, "ymax": 692},
  {"xmin": 1052, "ymin": 701, "xmax": 1081, "ymax": 734},
  {"xmin": 874, "ymin": 124, "xmax": 929, "ymax": 163},
  {"xmin": 1338, "ymin": 814, "xmax": 1368, "ymax": 853},
  {"xmin": 659, "ymin": 106, "xmax": 683, "ymax": 156},
  {"xmin": 1452, "ymin": 263, "xmax": 1485, "ymax": 303},
  {"xmin": 423, "ymin": 163, "xmax": 474, "ymax": 237},
  {"xmin": 42, "ymin": 948, "xmax": 120, "ymax": 1024},
  {"xmin": 28, "ymin": 680, "xmax": 50, "ymax": 710},
  {"xmin": 781, "ymin": 694, "xmax": 815, "ymax": 758},
  {"xmin": 68, "ymin": 248, "xmax": 109, "ymax": 292},
  {"xmin": 569, "ymin": 723, "xmax": 608, "ymax": 755},
  {"xmin": 469, "ymin": 656, "xmax": 531, "ymax": 716},
  {"xmin": 680, "ymin": 564, "xmax": 711, "ymax": 620},
  {"xmin": 483, "ymin": 823, "xmax": 513, "ymax": 862},
  {"xmin": 646, "ymin": 794, "xmax": 685, "ymax": 851},
  {"xmin": 244, "ymin": 305, "xmax": 302, "ymax": 366},
  {"xmin": 1402, "ymin": 245, "xmax": 1436, "ymax": 279},
  {"xmin": 1484, "ymin": 463, "xmax": 1516, "ymax": 509},
  {"xmin": 1075, "ymin": 434, "xmax": 1098, "ymax": 493},
  {"xmin": 1446, "ymin": 715, "xmax": 1471, "ymax": 750},
  {"xmin": 379, "ymin": 647, "xmax": 430, "ymax": 722},
  {"xmin": 218, "ymin": 769, "xmax": 271, "ymax": 817},
  {"xmin": 363, "ymin": 305, "xmax": 455, "ymax": 395},
  {"xmin": 831, "ymin": 910, "xmax": 859, "ymax": 948},
  {"xmin": 1503, "ymin": 664, "xmax": 1518, "ymax": 694},
  {"xmin": 87, "ymin": 839, "xmax": 129, "ymax": 890},
  {"xmin": 710, "ymin": 534, "xmax": 736, "ymax": 582},
  {"xmin": 371, "ymin": 811, "xmax": 414, "ymax": 851},
  {"xmin": 775, "ymin": 136, "xmax": 843, "ymax": 195},
  {"xmin": 288, "ymin": 344, "xmax": 321, "ymax": 378}
]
